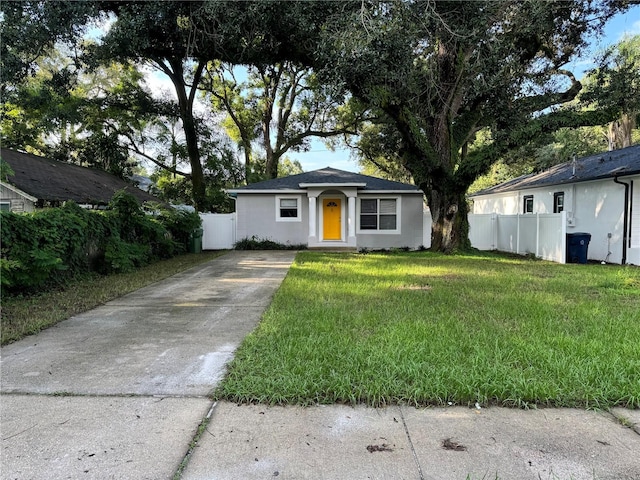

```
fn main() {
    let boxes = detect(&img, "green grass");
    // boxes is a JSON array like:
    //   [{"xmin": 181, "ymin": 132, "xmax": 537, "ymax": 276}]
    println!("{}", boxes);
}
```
[
  {"xmin": 216, "ymin": 251, "xmax": 640, "ymax": 409},
  {"xmin": 1, "ymin": 251, "xmax": 226, "ymax": 345}
]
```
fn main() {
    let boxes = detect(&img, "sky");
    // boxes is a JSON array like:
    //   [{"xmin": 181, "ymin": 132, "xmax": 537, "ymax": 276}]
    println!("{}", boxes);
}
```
[
  {"xmin": 142, "ymin": 5, "xmax": 640, "ymax": 174},
  {"xmin": 565, "ymin": 5, "xmax": 640, "ymax": 77}
]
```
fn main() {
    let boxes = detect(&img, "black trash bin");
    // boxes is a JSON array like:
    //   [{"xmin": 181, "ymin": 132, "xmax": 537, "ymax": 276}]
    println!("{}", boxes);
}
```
[
  {"xmin": 188, "ymin": 228, "xmax": 203, "ymax": 253},
  {"xmin": 566, "ymin": 232, "xmax": 591, "ymax": 264}
]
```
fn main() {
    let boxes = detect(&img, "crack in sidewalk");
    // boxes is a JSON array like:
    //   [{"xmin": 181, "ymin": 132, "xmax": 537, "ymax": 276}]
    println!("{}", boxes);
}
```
[
  {"xmin": 172, "ymin": 400, "xmax": 218, "ymax": 480},
  {"xmin": 0, "ymin": 391, "xmax": 211, "ymax": 399},
  {"xmin": 608, "ymin": 409, "xmax": 640, "ymax": 436},
  {"xmin": 399, "ymin": 406, "xmax": 425, "ymax": 480}
]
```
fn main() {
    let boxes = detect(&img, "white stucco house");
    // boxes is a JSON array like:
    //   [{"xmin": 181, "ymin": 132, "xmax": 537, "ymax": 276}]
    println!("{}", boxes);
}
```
[
  {"xmin": 227, "ymin": 167, "xmax": 425, "ymax": 250},
  {"xmin": 470, "ymin": 144, "xmax": 640, "ymax": 265}
]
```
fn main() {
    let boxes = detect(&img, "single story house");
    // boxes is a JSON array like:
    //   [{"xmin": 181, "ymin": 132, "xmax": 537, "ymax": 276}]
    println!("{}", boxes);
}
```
[
  {"xmin": 0, "ymin": 148, "xmax": 161, "ymax": 211},
  {"xmin": 227, "ymin": 167, "xmax": 425, "ymax": 250},
  {"xmin": 470, "ymin": 144, "xmax": 640, "ymax": 265}
]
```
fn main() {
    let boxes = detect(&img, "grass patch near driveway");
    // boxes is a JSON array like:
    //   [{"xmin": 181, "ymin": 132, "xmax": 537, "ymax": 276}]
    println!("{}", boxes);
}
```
[
  {"xmin": 1, "ymin": 251, "xmax": 226, "ymax": 345},
  {"xmin": 216, "ymin": 251, "xmax": 640, "ymax": 408}
]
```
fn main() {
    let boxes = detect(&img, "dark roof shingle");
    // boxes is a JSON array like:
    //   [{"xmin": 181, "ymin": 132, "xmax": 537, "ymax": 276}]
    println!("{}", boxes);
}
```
[
  {"xmin": 1, "ymin": 148, "xmax": 161, "ymax": 205},
  {"xmin": 471, "ymin": 144, "xmax": 640, "ymax": 197},
  {"xmin": 231, "ymin": 167, "xmax": 422, "ymax": 192}
]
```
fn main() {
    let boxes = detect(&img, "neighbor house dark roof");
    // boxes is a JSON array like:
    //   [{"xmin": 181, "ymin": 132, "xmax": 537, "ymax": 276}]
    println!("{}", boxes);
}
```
[
  {"xmin": 229, "ymin": 167, "xmax": 422, "ymax": 193},
  {"xmin": 470, "ymin": 144, "xmax": 640, "ymax": 197},
  {"xmin": 1, "ymin": 148, "xmax": 161, "ymax": 206}
]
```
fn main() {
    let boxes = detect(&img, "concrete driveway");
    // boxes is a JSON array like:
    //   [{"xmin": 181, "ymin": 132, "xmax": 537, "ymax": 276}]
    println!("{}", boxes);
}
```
[{"xmin": 0, "ymin": 251, "xmax": 296, "ymax": 479}]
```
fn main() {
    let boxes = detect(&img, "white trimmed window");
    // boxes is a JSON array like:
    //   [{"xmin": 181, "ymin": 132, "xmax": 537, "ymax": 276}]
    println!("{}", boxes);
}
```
[
  {"xmin": 276, "ymin": 195, "xmax": 302, "ymax": 222},
  {"xmin": 358, "ymin": 198, "xmax": 399, "ymax": 232},
  {"xmin": 553, "ymin": 192, "xmax": 564, "ymax": 213}
]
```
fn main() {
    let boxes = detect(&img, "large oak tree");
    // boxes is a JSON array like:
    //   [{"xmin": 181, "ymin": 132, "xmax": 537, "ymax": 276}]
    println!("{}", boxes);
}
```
[
  {"xmin": 93, "ymin": 1, "xmax": 360, "ymax": 209},
  {"xmin": 316, "ymin": 0, "xmax": 629, "ymax": 251}
]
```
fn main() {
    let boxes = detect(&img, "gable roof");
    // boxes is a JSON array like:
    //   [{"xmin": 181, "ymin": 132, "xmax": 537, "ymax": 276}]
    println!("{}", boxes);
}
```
[
  {"xmin": 1, "ymin": 148, "xmax": 161, "ymax": 206},
  {"xmin": 0, "ymin": 181, "xmax": 38, "ymax": 203},
  {"xmin": 471, "ymin": 144, "xmax": 640, "ymax": 197},
  {"xmin": 229, "ymin": 167, "xmax": 422, "ymax": 193}
]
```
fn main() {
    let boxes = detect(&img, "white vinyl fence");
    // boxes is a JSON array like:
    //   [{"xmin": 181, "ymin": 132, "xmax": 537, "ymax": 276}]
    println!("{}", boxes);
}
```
[
  {"xmin": 204, "ymin": 210, "xmax": 567, "ymax": 262},
  {"xmin": 468, "ymin": 211, "xmax": 567, "ymax": 263},
  {"xmin": 200, "ymin": 213, "xmax": 236, "ymax": 250},
  {"xmin": 422, "ymin": 210, "xmax": 432, "ymax": 249}
]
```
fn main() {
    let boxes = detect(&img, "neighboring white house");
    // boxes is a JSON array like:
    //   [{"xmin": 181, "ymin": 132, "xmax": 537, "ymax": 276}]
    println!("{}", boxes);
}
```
[
  {"xmin": 0, "ymin": 182, "xmax": 37, "ymax": 213},
  {"xmin": 227, "ymin": 167, "xmax": 425, "ymax": 250},
  {"xmin": 470, "ymin": 144, "xmax": 640, "ymax": 265}
]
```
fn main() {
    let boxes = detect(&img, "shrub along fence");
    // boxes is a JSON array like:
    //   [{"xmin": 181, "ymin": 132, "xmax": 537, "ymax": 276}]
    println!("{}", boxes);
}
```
[{"xmin": 0, "ymin": 191, "xmax": 201, "ymax": 294}]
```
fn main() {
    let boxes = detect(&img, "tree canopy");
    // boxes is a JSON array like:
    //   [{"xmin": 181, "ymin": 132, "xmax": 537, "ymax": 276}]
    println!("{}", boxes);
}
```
[
  {"xmin": 202, "ymin": 61, "xmax": 364, "ymax": 182},
  {"xmin": 314, "ymin": 0, "xmax": 630, "ymax": 250},
  {"xmin": 2, "ymin": 1, "xmax": 636, "ymax": 248},
  {"xmin": 467, "ymin": 33, "xmax": 640, "ymax": 194}
]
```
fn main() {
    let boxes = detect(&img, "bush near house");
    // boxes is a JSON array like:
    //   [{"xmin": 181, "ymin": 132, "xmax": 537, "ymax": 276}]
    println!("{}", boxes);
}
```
[
  {"xmin": 0, "ymin": 191, "xmax": 201, "ymax": 294},
  {"xmin": 234, "ymin": 236, "xmax": 307, "ymax": 251}
]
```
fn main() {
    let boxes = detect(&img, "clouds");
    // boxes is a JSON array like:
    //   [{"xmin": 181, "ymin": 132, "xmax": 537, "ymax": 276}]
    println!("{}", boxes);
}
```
[
  {"xmin": 607, "ymin": 6, "xmax": 640, "ymax": 42},
  {"xmin": 564, "ymin": 7, "xmax": 640, "ymax": 80}
]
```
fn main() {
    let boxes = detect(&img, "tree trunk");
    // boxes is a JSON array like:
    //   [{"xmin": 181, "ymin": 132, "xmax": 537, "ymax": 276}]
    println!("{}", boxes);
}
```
[
  {"xmin": 241, "ymin": 143, "xmax": 252, "ymax": 184},
  {"xmin": 262, "ymin": 76, "xmax": 278, "ymax": 180},
  {"xmin": 607, "ymin": 113, "xmax": 636, "ymax": 151},
  {"xmin": 165, "ymin": 60, "xmax": 207, "ymax": 211},
  {"xmin": 425, "ymin": 186, "xmax": 472, "ymax": 253},
  {"xmin": 265, "ymin": 148, "xmax": 278, "ymax": 179},
  {"xmin": 619, "ymin": 113, "xmax": 635, "ymax": 148},
  {"xmin": 182, "ymin": 113, "xmax": 206, "ymax": 211}
]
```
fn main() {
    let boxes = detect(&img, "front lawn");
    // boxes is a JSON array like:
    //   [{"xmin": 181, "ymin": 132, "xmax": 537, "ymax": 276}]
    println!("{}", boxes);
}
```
[{"xmin": 216, "ymin": 251, "xmax": 640, "ymax": 408}]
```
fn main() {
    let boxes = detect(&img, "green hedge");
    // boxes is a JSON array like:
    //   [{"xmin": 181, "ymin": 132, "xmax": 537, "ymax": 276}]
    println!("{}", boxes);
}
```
[{"xmin": 0, "ymin": 191, "xmax": 201, "ymax": 293}]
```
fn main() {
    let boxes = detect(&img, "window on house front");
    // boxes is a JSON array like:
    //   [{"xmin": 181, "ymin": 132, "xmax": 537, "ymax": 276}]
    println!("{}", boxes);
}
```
[
  {"xmin": 0, "ymin": 202, "xmax": 10, "ymax": 212},
  {"xmin": 553, "ymin": 192, "xmax": 564, "ymax": 213},
  {"xmin": 280, "ymin": 198, "xmax": 298, "ymax": 217},
  {"xmin": 276, "ymin": 196, "xmax": 301, "ymax": 222},
  {"xmin": 523, "ymin": 195, "xmax": 533, "ymax": 214},
  {"xmin": 359, "ymin": 198, "xmax": 398, "ymax": 231}
]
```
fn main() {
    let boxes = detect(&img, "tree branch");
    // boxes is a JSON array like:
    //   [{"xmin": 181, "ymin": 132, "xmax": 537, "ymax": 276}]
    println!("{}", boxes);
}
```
[
  {"xmin": 514, "ymin": 70, "xmax": 582, "ymax": 114},
  {"xmin": 507, "ymin": 107, "xmax": 620, "ymax": 148},
  {"xmin": 119, "ymin": 130, "xmax": 191, "ymax": 177},
  {"xmin": 276, "ymin": 127, "xmax": 360, "ymax": 157}
]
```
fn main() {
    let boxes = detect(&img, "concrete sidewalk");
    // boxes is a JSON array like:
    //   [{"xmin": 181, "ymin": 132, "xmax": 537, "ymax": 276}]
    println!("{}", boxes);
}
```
[
  {"xmin": 2, "ymin": 249, "xmax": 639, "ymax": 480},
  {"xmin": 182, "ymin": 402, "xmax": 640, "ymax": 480}
]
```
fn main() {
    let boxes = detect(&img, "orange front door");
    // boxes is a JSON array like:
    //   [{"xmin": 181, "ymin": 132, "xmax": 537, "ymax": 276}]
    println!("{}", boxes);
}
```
[{"xmin": 323, "ymin": 198, "xmax": 341, "ymax": 240}]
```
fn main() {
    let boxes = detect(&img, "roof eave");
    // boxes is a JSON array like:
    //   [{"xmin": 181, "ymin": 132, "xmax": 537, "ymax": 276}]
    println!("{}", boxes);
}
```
[
  {"xmin": 298, "ymin": 182, "xmax": 367, "ymax": 188},
  {"xmin": 0, "ymin": 181, "xmax": 39, "ymax": 202},
  {"xmin": 226, "ymin": 188, "xmax": 307, "ymax": 195},
  {"xmin": 362, "ymin": 189, "xmax": 424, "ymax": 194},
  {"xmin": 470, "ymin": 170, "xmax": 640, "ymax": 197},
  {"xmin": 227, "ymin": 188, "xmax": 423, "ymax": 195}
]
